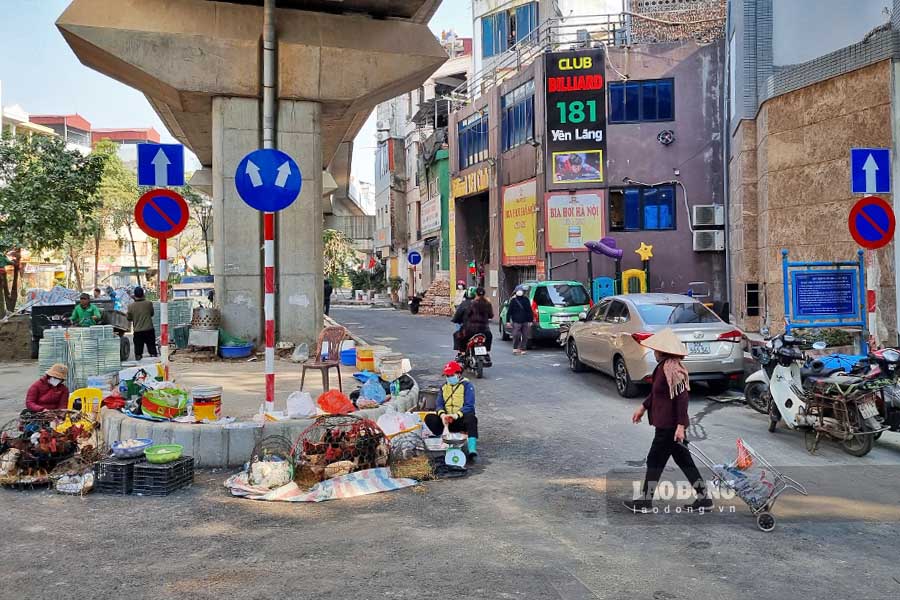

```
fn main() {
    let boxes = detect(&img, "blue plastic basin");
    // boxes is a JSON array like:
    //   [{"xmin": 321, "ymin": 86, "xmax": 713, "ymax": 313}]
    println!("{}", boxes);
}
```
[
  {"xmin": 340, "ymin": 348, "xmax": 357, "ymax": 366},
  {"xmin": 220, "ymin": 343, "xmax": 254, "ymax": 359}
]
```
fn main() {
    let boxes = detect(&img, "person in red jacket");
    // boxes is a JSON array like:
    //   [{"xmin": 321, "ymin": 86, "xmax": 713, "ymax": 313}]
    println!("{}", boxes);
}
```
[{"xmin": 25, "ymin": 364, "xmax": 69, "ymax": 412}]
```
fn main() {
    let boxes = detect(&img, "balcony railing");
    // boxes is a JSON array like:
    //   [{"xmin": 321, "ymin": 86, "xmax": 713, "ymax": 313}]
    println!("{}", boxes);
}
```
[{"xmin": 325, "ymin": 215, "xmax": 375, "ymax": 241}]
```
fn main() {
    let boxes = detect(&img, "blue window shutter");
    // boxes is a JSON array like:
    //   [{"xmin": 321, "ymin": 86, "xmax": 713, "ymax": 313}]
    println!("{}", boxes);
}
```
[
  {"xmin": 624, "ymin": 188, "xmax": 641, "ymax": 229},
  {"xmin": 624, "ymin": 83, "xmax": 640, "ymax": 121},
  {"xmin": 657, "ymin": 80, "xmax": 674, "ymax": 120},
  {"xmin": 609, "ymin": 83, "xmax": 625, "ymax": 123},
  {"xmin": 641, "ymin": 81, "xmax": 658, "ymax": 121},
  {"xmin": 482, "ymin": 15, "xmax": 494, "ymax": 57}
]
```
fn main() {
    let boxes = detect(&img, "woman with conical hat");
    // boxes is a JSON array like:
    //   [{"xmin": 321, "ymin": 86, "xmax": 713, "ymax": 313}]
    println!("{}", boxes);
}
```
[{"xmin": 624, "ymin": 328, "xmax": 712, "ymax": 513}]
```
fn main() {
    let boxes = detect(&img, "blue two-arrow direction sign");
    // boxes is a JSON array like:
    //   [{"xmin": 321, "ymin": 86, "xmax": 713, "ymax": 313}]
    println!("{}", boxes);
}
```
[
  {"xmin": 137, "ymin": 143, "xmax": 185, "ymax": 187},
  {"xmin": 851, "ymin": 148, "xmax": 890, "ymax": 194},
  {"xmin": 235, "ymin": 149, "xmax": 303, "ymax": 212}
]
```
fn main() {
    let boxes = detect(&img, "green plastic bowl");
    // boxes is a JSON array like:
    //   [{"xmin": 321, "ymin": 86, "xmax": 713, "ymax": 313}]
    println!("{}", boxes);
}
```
[{"xmin": 144, "ymin": 444, "xmax": 184, "ymax": 464}]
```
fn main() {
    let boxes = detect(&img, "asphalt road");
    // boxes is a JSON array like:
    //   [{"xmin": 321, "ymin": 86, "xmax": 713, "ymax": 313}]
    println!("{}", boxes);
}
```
[{"xmin": 2, "ymin": 306, "xmax": 900, "ymax": 600}]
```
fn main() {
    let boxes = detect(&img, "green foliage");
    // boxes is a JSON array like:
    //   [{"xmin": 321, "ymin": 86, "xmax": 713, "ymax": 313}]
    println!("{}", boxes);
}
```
[
  {"xmin": 0, "ymin": 133, "xmax": 104, "ymax": 310},
  {"xmin": 388, "ymin": 276, "xmax": 404, "ymax": 293},
  {"xmin": 795, "ymin": 328, "xmax": 855, "ymax": 348},
  {"xmin": 348, "ymin": 263, "xmax": 386, "ymax": 293},
  {"xmin": 323, "ymin": 228, "xmax": 356, "ymax": 283}
]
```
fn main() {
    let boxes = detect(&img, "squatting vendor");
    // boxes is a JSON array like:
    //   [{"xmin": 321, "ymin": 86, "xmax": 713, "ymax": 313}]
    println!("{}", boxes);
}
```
[{"xmin": 424, "ymin": 361, "xmax": 479, "ymax": 461}]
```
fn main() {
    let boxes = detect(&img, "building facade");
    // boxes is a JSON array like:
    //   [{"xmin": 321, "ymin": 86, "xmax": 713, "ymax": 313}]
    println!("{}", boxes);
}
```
[
  {"xmin": 449, "ymin": 0, "xmax": 728, "ymax": 310},
  {"xmin": 727, "ymin": 0, "xmax": 898, "ymax": 345}
]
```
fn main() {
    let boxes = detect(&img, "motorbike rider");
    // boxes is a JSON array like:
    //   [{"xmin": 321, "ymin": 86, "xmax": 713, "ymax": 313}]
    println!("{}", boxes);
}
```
[
  {"xmin": 424, "ymin": 361, "xmax": 479, "ymax": 462},
  {"xmin": 463, "ymin": 287, "xmax": 494, "ymax": 353},
  {"xmin": 451, "ymin": 287, "xmax": 476, "ymax": 355},
  {"xmin": 71, "ymin": 293, "xmax": 102, "ymax": 327}
]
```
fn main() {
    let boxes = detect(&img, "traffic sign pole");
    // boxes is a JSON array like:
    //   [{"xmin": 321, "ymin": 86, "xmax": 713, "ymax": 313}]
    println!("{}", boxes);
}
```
[
  {"xmin": 159, "ymin": 238, "xmax": 169, "ymax": 378},
  {"xmin": 264, "ymin": 211, "xmax": 275, "ymax": 411}
]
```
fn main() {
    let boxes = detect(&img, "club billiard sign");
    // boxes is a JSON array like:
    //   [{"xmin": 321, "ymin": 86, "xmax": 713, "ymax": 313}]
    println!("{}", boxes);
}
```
[{"xmin": 545, "ymin": 48, "xmax": 607, "ymax": 187}]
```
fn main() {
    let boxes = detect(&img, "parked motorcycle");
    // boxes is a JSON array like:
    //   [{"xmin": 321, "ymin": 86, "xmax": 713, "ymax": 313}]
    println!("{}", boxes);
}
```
[
  {"xmin": 765, "ymin": 335, "xmax": 885, "ymax": 456},
  {"xmin": 856, "ymin": 347, "xmax": 900, "ymax": 436},
  {"xmin": 745, "ymin": 334, "xmax": 865, "ymax": 414},
  {"xmin": 456, "ymin": 333, "xmax": 491, "ymax": 379}
]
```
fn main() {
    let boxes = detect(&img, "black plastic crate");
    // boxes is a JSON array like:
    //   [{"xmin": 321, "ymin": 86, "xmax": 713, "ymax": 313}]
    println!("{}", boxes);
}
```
[
  {"xmin": 94, "ymin": 456, "xmax": 146, "ymax": 495},
  {"xmin": 132, "ymin": 457, "xmax": 194, "ymax": 496}
]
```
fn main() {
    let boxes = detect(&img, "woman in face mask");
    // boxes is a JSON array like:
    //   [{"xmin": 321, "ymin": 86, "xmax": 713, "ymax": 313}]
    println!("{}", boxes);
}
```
[
  {"xmin": 423, "ymin": 361, "xmax": 480, "ymax": 462},
  {"xmin": 24, "ymin": 364, "xmax": 70, "ymax": 412},
  {"xmin": 506, "ymin": 286, "xmax": 534, "ymax": 355}
]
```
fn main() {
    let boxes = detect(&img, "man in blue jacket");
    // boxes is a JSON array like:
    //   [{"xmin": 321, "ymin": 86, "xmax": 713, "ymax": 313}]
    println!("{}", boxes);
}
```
[{"xmin": 424, "ymin": 361, "xmax": 479, "ymax": 461}]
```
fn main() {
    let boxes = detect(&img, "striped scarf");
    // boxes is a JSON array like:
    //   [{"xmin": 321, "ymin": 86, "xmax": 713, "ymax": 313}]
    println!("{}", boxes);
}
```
[{"xmin": 662, "ymin": 356, "xmax": 690, "ymax": 399}]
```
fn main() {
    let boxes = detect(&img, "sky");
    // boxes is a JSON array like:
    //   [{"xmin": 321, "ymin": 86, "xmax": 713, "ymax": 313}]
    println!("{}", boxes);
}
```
[{"xmin": 0, "ymin": 0, "xmax": 473, "ymax": 180}]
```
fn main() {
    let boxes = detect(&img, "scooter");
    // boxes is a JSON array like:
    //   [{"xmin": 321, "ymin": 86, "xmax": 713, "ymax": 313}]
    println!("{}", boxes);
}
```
[
  {"xmin": 744, "ymin": 334, "xmax": 865, "ymax": 414},
  {"xmin": 766, "ymin": 335, "xmax": 885, "ymax": 456},
  {"xmin": 857, "ymin": 347, "xmax": 900, "ymax": 436},
  {"xmin": 456, "ymin": 333, "xmax": 491, "ymax": 379}
]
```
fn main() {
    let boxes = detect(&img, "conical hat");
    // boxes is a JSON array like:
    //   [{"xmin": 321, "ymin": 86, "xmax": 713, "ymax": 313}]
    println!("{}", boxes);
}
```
[{"xmin": 641, "ymin": 328, "xmax": 687, "ymax": 357}]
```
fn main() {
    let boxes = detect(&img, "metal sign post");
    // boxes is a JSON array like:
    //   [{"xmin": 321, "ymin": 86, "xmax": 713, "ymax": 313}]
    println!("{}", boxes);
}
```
[
  {"xmin": 134, "ymin": 188, "xmax": 190, "ymax": 377},
  {"xmin": 234, "ymin": 148, "xmax": 302, "ymax": 412}
]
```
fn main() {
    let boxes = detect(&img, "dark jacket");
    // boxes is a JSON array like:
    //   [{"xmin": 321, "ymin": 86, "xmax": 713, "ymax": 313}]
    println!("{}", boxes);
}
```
[
  {"xmin": 451, "ymin": 298, "xmax": 472, "ymax": 325},
  {"xmin": 25, "ymin": 376, "xmax": 69, "ymax": 412},
  {"xmin": 465, "ymin": 297, "xmax": 494, "ymax": 330},
  {"xmin": 641, "ymin": 363, "xmax": 690, "ymax": 429},
  {"xmin": 507, "ymin": 295, "xmax": 534, "ymax": 323},
  {"xmin": 324, "ymin": 280, "xmax": 333, "ymax": 298},
  {"xmin": 126, "ymin": 298, "xmax": 155, "ymax": 333}
]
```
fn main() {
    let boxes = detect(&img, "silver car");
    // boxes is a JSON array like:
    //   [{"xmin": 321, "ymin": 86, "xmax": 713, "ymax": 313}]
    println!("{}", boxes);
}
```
[{"xmin": 565, "ymin": 293, "xmax": 744, "ymax": 397}]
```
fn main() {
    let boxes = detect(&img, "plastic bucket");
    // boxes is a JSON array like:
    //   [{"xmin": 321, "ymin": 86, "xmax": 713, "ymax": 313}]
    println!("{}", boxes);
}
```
[
  {"xmin": 193, "ymin": 385, "xmax": 223, "ymax": 421},
  {"xmin": 340, "ymin": 348, "xmax": 357, "ymax": 366},
  {"xmin": 375, "ymin": 351, "xmax": 402, "ymax": 373},
  {"xmin": 356, "ymin": 347, "xmax": 375, "ymax": 372}
]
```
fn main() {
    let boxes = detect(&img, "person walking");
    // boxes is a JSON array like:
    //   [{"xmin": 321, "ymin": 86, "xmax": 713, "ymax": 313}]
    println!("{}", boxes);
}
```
[
  {"xmin": 324, "ymin": 278, "xmax": 333, "ymax": 316},
  {"xmin": 625, "ymin": 328, "xmax": 711, "ymax": 513},
  {"xmin": 127, "ymin": 287, "xmax": 157, "ymax": 361},
  {"xmin": 506, "ymin": 286, "xmax": 533, "ymax": 355}
]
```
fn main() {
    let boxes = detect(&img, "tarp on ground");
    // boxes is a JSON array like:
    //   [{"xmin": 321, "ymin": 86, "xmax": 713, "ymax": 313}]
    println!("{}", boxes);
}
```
[{"xmin": 224, "ymin": 467, "xmax": 416, "ymax": 502}]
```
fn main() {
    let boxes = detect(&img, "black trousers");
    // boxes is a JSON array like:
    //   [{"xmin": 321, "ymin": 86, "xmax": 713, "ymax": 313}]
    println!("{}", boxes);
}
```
[
  {"xmin": 642, "ymin": 427, "xmax": 704, "ymax": 496},
  {"xmin": 133, "ymin": 329, "xmax": 158, "ymax": 360},
  {"xmin": 425, "ymin": 413, "xmax": 478, "ymax": 439},
  {"xmin": 324, "ymin": 298, "xmax": 331, "ymax": 315}
]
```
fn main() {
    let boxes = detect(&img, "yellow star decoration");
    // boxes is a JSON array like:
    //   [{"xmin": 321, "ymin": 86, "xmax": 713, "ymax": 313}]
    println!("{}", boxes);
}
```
[{"xmin": 635, "ymin": 242, "xmax": 654, "ymax": 261}]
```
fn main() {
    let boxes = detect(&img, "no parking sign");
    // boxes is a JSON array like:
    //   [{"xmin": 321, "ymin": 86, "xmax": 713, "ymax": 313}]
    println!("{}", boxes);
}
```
[{"xmin": 848, "ymin": 195, "xmax": 895, "ymax": 250}]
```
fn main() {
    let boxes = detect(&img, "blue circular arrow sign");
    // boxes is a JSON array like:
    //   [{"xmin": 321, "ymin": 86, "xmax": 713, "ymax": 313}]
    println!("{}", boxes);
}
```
[
  {"xmin": 235, "ymin": 149, "xmax": 302, "ymax": 212},
  {"xmin": 407, "ymin": 251, "xmax": 422, "ymax": 266}
]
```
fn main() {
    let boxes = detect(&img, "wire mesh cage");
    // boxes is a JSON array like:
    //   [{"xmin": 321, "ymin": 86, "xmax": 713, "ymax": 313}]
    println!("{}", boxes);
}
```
[
  {"xmin": 292, "ymin": 415, "xmax": 388, "ymax": 489},
  {"xmin": 388, "ymin": 431, "xmax": 434, "ymax": 481},
  {"xmin": 0, "ymin": 409, "xmax": 100, "ymax": 488},
  {"xmin": 247, "ymin": 435, "xmax": 295, "ymax": 490},
  {"xmin": 49, "ymin": 456, "xmax": 96, "ymax": 495}
]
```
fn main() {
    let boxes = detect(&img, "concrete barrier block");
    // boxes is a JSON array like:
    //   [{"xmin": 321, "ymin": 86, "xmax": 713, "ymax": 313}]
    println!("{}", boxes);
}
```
[
  {"xmin": 224, "ymin": 425, "xmax": 263, "ymax": 467},
  {"xmin": 196, "ymin": 425, "xmax": 227, "ymax": 467}
]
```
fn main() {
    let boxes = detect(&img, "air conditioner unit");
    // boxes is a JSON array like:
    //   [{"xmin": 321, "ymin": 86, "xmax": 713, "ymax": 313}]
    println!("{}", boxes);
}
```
[
  {"xmin": 692, "ymin": 204, "xmax": 725, "ymax": 227},
  {"xmin": 693, "ymin": 230, "xmax": 725, "ymax": 252}
]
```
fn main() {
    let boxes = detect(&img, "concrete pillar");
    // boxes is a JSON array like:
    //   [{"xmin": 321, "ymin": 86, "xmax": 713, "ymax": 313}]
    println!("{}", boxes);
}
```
[
  {"xmin": 212, "ymin": 96, "xmax": 263, "ymax": 342},
  {"xmin": 276, "ymin": 99, "xmax": 323, "ymax": 346}
]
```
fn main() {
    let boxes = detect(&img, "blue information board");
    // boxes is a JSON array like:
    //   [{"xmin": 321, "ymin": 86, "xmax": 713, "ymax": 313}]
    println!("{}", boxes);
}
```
[{"xmin": 791, "ymin": 270, "xmax": 858, "ymax": 319}]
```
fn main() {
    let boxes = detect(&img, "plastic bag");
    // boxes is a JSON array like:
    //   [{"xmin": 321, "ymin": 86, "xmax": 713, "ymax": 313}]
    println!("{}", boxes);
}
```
[
  {"xmin": 317, "ymin": 390, "xmax": 355, "ymax": 414},
  {"xmin": 291, "ymin": 343, "xmax": 309, "ymax": 363},
  {"xmin": 360, "ymin": 377, "xmax": 387, "ymax": 405},
  {"xmin": 735, "ymin": 438, "xmax": 754, "ymax": 470},
  {"xmin": 286, "ymin": 391, "xmax": 316, "ymax": 418},
  {"xmin": 377, "ymin": 412, "xmax": 422, "ymax": 437}
]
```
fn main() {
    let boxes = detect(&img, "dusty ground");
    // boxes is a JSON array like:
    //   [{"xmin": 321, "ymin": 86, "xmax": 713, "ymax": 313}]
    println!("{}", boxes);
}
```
[{"xmin": 1, "ymin": 306, "xmax": 900, "ymax": 600}]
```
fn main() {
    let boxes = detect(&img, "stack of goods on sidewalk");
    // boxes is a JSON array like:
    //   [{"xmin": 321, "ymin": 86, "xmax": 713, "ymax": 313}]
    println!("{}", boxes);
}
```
[
  {"xmin": 38, "ymin": 326, "xmax": 122, "ymax": 391},
  {"xmin": 417, "ymin": 278, "xmax": 453, "ymax": 316},
  {"xmin": 0, "ymin": 409, "xmax": 101, "ymax": 492}
]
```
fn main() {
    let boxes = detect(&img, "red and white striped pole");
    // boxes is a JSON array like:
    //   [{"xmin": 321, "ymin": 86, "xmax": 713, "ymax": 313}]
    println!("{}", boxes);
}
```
[
  {"xmin": 158, "ymin": 238, "xmax": 169, "ymax": 379},
  {"xmin": 264, "ymin": 211, "xmax": 275, "ymax": 411}
]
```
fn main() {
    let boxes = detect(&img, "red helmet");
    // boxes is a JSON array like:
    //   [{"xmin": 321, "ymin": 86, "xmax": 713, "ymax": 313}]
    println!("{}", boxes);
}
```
[{"xmin": 442, "ymin": 361, "xmax": 464, "ymax": 376}]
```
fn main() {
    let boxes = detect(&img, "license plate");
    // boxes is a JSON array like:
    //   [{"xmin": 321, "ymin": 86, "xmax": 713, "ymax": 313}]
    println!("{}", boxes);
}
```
[
  {"xmin": 688, "ymin": 342, "xmax": 711, "ymax": 355},
  {"xmin": 474, "ymin": 346, "xmax": 488, "ymax": 356},
  {"xmin": 859, "ymin": 401, "xmax": 879, "ymax": 419},
  {"xmin": 552, "ymin": 315, "xmax": 576, "ymax": 323}
]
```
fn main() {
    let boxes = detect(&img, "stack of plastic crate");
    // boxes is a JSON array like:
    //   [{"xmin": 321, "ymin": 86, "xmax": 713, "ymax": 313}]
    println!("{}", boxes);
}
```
[{"xmin": 132, "ymin": 457, "xmax": 195, "ymax": 496}]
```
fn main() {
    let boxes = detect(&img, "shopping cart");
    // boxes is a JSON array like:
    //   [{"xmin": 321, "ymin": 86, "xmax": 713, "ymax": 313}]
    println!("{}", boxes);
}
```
[{"xmin": 688, "ymin": 438, "xmax": 808, "ymax": 532}]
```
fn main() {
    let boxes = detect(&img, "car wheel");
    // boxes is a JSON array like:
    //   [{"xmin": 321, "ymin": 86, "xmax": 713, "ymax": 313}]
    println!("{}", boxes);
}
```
[
  {"xmin": 568, "ymin": 340, "xmax": 585, "ymax": 372},
  {"xmin": 500, "ymin": 320, "xmax": 511, "ymax": 341},
  {"xmin": 614, "ymin": 356, "xmax": 640, "ymax": 398}
]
